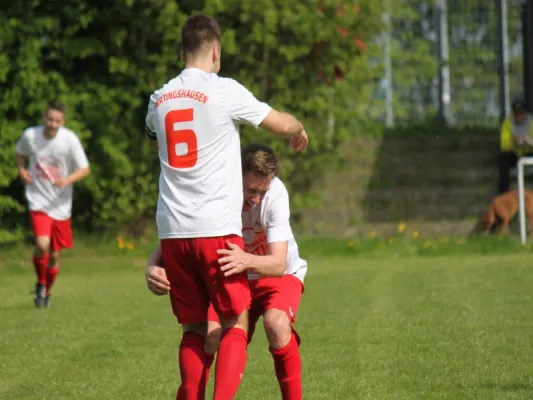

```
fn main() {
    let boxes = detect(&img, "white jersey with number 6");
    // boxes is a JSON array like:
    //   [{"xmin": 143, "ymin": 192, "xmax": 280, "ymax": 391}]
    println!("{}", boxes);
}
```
[
  {"xmin": 145, "ymin": 68, "xmax": 272, "ymax": 239},
  {"xmin": 242, "ymin": 177, "xmax": 308, "ymax": 283}
]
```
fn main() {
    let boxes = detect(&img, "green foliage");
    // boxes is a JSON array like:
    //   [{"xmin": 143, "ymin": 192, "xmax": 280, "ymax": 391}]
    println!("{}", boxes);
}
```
[{"xmin": 0, "ymin": 0, "xmax": 384, "ymax": 239}]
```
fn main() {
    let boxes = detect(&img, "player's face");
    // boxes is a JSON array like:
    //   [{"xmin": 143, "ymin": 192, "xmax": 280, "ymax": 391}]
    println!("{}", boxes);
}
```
[
  {"xmin": 242, "ymin": 172, "xmax": 272, "ymax": 211},
  {"xmin": 514, "ymin": 111, "xmax": 526, "ymax": 125},
  {"xmin": 43, "ymin": 109, "xmax": 65, "ymax": 136}
]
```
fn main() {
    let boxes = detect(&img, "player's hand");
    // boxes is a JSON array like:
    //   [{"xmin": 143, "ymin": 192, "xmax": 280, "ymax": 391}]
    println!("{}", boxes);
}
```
[
  {"xmin": 54, "ymin": 178, "xmax": 69, "ymax": 188},
  {"xmin": 19, "ymin": 168, "xmax": 32, "ymax": 185},
  {"xmin": 146, "ymin": 265, "xmax": 170, "ymax": 296},
  {"xmin": 217, "ymin": 241, "xmax": 250, "ymax": 277},
  {"xmin": 290, "ymin": 130, "xmax": 308, "ymax": 152}
]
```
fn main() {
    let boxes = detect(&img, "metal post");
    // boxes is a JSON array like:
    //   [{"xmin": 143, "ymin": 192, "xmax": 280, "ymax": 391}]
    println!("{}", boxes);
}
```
[
  {"xmin": 383, "ymin": 12, "xmax": 394, "ymax": 127},
  {"xmin": 523, "ymin": 0, "xmax": 533, "ymax": 113},
  {"xmin": 518, "ymin": 158, "xmax": 527, "ymax": 245},
  {"xmin": 436, "ymin": 0, "xmax": 453, "ymax": 125},
  {"xmin": 497, "ymin": 0, "xmax": 510, "ymax": 122}
]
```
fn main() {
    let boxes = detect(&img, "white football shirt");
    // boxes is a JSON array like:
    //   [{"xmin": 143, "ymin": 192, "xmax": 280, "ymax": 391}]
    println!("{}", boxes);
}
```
[
  {"xmin": 15, "ymin": 126, "xmax": 90, "ymax": 221},
  {"xmin": 145, "ymin": 68, "xmax": 272, "ymax": 239},
  {"xmin": 243, "ymin": 177, "xmax": 308, "ymax": 283}
]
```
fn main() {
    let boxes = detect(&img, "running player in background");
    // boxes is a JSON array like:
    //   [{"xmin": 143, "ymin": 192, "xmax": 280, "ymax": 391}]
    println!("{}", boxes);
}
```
[
  {"xmin": 144, "ymin": 14, "xmax": 308, "ymax": 400},
  {"xmin": 146, "ymin": 144, "xmax": 307, "ymax": 399},
  {"xmin": 15, "ymin": 101, "xmax": 90, "ymax": 308}
]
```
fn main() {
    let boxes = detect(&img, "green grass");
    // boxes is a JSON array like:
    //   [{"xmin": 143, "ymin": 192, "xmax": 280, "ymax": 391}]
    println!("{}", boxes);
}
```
[{"xmin": 1, "ymin": 237, "xmax": 533, "ymax": 399}]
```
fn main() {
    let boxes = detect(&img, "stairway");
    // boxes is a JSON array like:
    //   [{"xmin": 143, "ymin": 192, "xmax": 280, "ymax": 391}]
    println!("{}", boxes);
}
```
[{"xmin": 297, "ymin": 131, "xmax": 533, "ymax": 237}]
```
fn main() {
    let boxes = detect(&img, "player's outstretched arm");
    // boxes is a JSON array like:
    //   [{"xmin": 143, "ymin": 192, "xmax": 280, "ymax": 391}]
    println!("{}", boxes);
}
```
[
  {"xmin": 260, "ymin": 110, "xmax": 308, "ymax": 152},
  {"xmin": 226, "ymin": 79, "xmax": 308, "ymax": 151},
  {"xmin": 260, "ymin": 110, "xmax": 303, "ymax": 137},
  {"xmin": 217, "ymin": 240, "xmax": 287, "ymax": 278}
]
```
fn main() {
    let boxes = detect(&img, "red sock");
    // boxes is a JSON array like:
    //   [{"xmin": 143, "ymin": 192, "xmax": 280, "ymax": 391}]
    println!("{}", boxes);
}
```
[
  {"xmin": 270, "ymin": 332, "xmax": 302, "ymax": 400},
  {"xmin": 32, "ymin": 254, "xmax": 49, "ymax": 285},
  {"xmin": 213, "ymin": 328, "xmax": 247, "ymax": 400},
  {"xmin": 204, "ymin": 353, "xmax": 215, "ymax": 387},
  {"xmin": 46, "ymin": 265, "xmax": 59, "ymax": 295},
  {"xmin": 176, "ymin": 332, "xmax": 207, "ymax": 400}
]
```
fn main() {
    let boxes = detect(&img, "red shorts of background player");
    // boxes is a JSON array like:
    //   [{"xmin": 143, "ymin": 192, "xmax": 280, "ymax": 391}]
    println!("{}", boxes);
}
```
[
  {"xmin": 161, "ymin": 234, "xmax": 251, "ymax": 325},
  {"xmin": 29, "ymin": 211, "xmax": 73, "ymax": 252},
  {"xmin": 208, "ymin": 274, "xmax": 304, "ymax": 343}
]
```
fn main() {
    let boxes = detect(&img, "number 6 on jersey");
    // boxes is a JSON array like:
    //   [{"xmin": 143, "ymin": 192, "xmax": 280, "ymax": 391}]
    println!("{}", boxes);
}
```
[{"xmin": 165, "ymin": 108, "xmax": 198, "ymax": 168}]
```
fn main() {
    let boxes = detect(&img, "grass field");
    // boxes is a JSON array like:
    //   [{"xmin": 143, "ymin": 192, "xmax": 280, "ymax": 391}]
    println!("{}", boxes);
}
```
[{"xmin": 1, "ymin": 236, "xmax": 533, "ymax": 399}]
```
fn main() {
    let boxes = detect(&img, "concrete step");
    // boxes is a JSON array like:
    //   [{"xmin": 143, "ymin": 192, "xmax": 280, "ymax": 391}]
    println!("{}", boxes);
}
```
[
  {"xmin": 297, "ymin": 211, "xmax": 481, "ymax": 237},
  {"xmin": 319, "ymin": 185, "xmax": 496, "ymax": 207},
  {"xmin": 344, "ymin": 167, "xmax": 498, "ymax": 188},
  {"xmin": 347, "ymin": 150, "xmax": 497, "ymax": 169},
  {"xmin": 301, "ymin": 201, "xmax": 486, "ymax": 224},
  {"xmin": 347, "ymin": 135, "xmax": 499, "ymax": 153},
  {"xmin": 343, "ymin": 220, "xmax": 480, "ymax": 238}
]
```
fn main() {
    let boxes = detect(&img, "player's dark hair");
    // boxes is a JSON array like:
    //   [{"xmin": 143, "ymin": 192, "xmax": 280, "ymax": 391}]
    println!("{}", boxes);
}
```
[
  {"xmin": 46, "ymin": 101, "xmax": 66, "ymax": 114},
  {"xmin": 181, "ymin": 14, "xmax": 221, "ymax": 55},
  {"xmin": 512, "ymin": 97, "xmax": 527, "ymax": 114},
  {"xmin": 242, "ymin": 143, "xmax": 278, "ymax": 179}
]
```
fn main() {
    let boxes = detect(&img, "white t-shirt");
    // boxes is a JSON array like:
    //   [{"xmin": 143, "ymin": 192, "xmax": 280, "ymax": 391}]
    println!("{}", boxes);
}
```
[
  {"xmin": 145, "ymin": 68, "xmax": 272, "ymax": 239},
  {"xmin": 243, "ymin": 177, "xmax": 308, "ymax": 283},
  {"xmin": 15, "ymin": 126, "xmax": 90, "ymax": 221},
  {"xmin": 512, "ymin": 114, "xmax": 533, "ymax": 146}
]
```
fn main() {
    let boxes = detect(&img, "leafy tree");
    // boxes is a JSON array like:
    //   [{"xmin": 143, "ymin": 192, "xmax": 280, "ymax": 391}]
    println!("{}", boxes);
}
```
[{"xmin": 0, "ymin": 0, "xmax": 384, "ymax": 240}]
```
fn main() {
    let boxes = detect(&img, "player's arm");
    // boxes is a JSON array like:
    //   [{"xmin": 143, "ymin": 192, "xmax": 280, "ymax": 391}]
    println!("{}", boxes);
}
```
[
  {"xmin": 217, "ymin": 240, "xmax": 287, "ymax": 277},
  {"xmin": 246, "ymin": 241, "xmax": 288, "ymax": 277},
  {"xmin": 15, "ymin": 132, "xmax": 32, "ymax": 184},
  {"xmin": 259, "ymin": 109, "xmax": 303, "ymax": 137},
  {"xmin": 260, "ymin": 110, "xmax": 308, "ymax": 152},
  {"xmin": 144, "ymin": 92, "xmax": 159, "ymax": 149},
  {"xmin": 16, "ymin": 153, "xmax": 27, "ymax": 170},
  {"xmin": 62, "ymin": 167, "xmax": 90, "ymax": 186},
  {"xmin": 227, "ymin": 79, "xmax": 307, "ymax": 151},
  {"xmin": 145, "ymin": 244, "xmax": 170, "ymax": 296},
  {"xmin": 58, "ymin": 135, "xmax": 90, "ymax": 187}
]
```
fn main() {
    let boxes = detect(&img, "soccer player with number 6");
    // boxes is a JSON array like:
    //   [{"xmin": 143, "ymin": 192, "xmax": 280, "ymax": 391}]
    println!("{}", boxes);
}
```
[{"xmin": 144, "ymin": 14, "xmax": 308, "ymax": 400}]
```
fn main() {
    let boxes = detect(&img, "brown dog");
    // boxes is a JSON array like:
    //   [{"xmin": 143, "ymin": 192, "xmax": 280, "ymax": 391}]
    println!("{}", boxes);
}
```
[{"xmin": 474, "ymin": 189, "xmax": 533, "ymax": 236}]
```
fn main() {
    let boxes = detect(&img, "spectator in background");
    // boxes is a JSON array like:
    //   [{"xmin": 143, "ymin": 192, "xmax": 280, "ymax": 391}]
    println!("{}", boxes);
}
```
[{"xmin": 498, "ymin": 98, "xmax": 533, "ymax": 194}]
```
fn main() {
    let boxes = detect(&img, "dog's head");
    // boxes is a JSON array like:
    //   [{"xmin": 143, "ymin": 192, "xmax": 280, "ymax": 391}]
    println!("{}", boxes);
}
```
[{"xmin": 474, "ymin": 211, "xmax": 493, "ymax": 233}]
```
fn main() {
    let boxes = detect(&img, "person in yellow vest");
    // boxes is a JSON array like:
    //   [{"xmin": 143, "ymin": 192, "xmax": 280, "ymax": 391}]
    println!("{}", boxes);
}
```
[{"xmin": 498, "ymin": 98, "xmax": 533, "ymax": 193}]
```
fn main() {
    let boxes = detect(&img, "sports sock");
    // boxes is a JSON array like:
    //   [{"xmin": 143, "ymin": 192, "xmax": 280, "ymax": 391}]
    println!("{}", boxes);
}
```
[
  {"xmin": 213, "ymin": 328, "xmax": 247, "ymax": 400},
  {"xmin": 46, "ymin": 265, "xmax": 59, "ymax": 296},
  {"xmin": 270, "ymin": 332, "xmax": 302, "ymax": 400},
  {"xmin": 176, "ymin": 332, "xmax": 207, "ymax": 400},
  {"xmin": 33, "ymin": 254, "xmax": 49, "ymax": 286}
]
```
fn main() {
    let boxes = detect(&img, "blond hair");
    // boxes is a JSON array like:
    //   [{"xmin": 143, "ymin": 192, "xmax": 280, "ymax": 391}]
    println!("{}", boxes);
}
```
[{"xmin": 241, "ymin": 143, "xmax": 278, "ymax": 179}]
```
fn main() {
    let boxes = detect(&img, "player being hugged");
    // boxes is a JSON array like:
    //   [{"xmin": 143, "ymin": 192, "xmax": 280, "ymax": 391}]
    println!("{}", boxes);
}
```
[
  {"xmin": 15, "ymin": 101, "xmax": 90, "ymax": 308},
  {"xmin": 146, "ymin": 144, "xmax": 307, "ymax": 400},
  {"xmin": 144, "ymin": 14, "xmax": 308, "ymax": 400}
]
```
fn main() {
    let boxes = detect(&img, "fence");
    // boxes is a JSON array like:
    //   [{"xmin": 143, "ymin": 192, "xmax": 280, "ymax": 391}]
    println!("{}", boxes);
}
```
[{"xmin": 377, "ymin": 0, "xmax": 528, "ymax": 128}]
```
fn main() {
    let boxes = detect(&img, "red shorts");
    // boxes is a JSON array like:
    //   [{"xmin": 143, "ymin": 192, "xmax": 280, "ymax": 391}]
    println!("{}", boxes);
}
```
[
  {"xmin": 29, "ymin": 211, "xmax": 73, "ymax": 252},
  {"xmin": 161, "ymin": 235, "xmax": 251, "ymax": 325},
  {"xmin": 208, "ymin": 275, "xmax": 304, "ymax": 342}
]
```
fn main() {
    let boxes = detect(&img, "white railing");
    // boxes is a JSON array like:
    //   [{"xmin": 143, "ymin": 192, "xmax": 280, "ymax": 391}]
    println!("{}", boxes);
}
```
[{"xmin": 517, "ymin": 157, "xmax": 533, "ymax": 245}]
